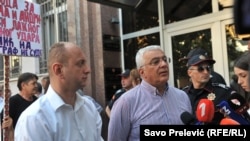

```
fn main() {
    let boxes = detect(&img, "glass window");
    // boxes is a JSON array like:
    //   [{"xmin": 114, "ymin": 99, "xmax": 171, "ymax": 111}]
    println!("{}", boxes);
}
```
[
  {"xmin": 171, "ymin": 29, "xmax": 212, "ymax": 88},
  {"xmin": 11, "ymin": 56, "xmax": 21, "ymax": 78},
  {"xmin": 164, "ymin": 0, "xmax": 212, "ymax": 24},
  {"xmin": 225, "ymin": 24, "xmax": 248, "ymax": 81},
  {"xmin": 0, "ymin": 56, "xmax": 20, "ymax": 80},
  {"xmin": 58, "ymin": 11, "xmax": 68, "ymax": 41},
  {"xmin": 122, "ymin": 1, "xmax": 158, "ymax": 34},
  {"xmin": 38, "ymin": 0, "xmax": 68, "ymax": 74},
  {"xmin": 123, "ymin": 33, "xmax": 160, "ymax": 69},
  {"xmin": 56, "ymin": 0, "xmax": 67, "ymax": 7}
]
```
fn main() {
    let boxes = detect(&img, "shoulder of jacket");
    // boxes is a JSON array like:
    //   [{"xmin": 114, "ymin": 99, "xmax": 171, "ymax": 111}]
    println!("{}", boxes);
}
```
[
  {"xmin": 115, "ymin": 89, "xmax": 125, "ymax": 94},
  {"xmin": 112, "ymin": 89, "xmax": 126, "ymax": 99},
  {"xmin": 182, "ymin": 85, "xmax": 190, "ymax": 91},
  {"xmin": 211, "ymin": 83, "xmax": 229, "ymax": 89}
]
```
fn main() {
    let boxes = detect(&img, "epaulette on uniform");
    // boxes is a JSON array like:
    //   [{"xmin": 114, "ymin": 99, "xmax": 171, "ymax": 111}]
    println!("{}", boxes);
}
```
[
  {"xmin": 115, "ymin": 89, "xmax": 123, "ymax": 94},
  {"xmin": 115, "ymin": 88, "xmax": 126, "ymax": 94},
  {"xmin": 211, "ymin": 83, "xmax": 229, "ymax": 90},
  {"xmin": 182, "ymin": 85, "xmax": 190, "ymax": 92},
  {"xmin": 182, "ymin": 85, "xmax": 189, "ymax": 90}
]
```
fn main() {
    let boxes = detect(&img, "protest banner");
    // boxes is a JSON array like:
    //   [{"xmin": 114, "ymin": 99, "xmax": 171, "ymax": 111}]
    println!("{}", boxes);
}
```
[{"xmin": 0, "ymin": 0, "xmax": 41, "ymax": 140}]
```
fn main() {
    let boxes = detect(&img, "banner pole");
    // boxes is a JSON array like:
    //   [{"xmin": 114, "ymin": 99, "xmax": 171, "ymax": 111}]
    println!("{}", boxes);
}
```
[{"xmin": 3, "ymin": 55, "xmax": 11, "ymax": 141}]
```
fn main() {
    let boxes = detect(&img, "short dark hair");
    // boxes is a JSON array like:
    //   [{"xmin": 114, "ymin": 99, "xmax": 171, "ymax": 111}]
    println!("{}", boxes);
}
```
[{"xmin": 17, "ymin": 72, "xmax": 38, "ymax": 91}]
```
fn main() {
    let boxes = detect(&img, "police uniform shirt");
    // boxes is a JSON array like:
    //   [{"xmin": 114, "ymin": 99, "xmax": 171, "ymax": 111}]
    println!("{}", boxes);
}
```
[
  {"xmin": 183, "ymin": 80, "xmax": 233, "ymax": 124},
  {"xmin": 108, "ymin": 88, "xmax": 126, "ymax": 110},
  {"xmin": 210, "ymin": 71, "xmax": 226, "ymax": 85}
]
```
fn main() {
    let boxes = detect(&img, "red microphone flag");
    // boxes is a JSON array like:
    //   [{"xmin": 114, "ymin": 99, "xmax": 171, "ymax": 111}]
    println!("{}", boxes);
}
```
[{"xmin": 196, "ymin": 99, "xmax": 214, "ymax": 123}]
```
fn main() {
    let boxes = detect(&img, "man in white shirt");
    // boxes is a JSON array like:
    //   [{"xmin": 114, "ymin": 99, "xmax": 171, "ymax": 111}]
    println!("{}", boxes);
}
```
[{"xmin": 14, "ymin": 42, "xmax": 104, "ymax": 141}]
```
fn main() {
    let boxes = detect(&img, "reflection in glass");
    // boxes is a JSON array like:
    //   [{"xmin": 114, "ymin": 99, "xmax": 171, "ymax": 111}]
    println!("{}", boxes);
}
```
[
  {"xmin": 225, "ymin": 24, "xmax": 248, "ymax": 81},
  {"xmin": 122, "ymin": 1, "xmax": 158, "ymax": 34},
  {"xmin": 39, "ymin": 0, "xmax": 68, "ymax": 74},
  {"xmin": 58, "ymin": 11, "xmax": 68, "ymax": 41},
  {"xmin": 11, "ymin": 56, "xmax": 20, "ymax": 77},
  {"xmin": 123, "ymin": 33, "xmax": 160, "ymax": 69},
  {"xmin": 171, "ymin": 29, "xmax": 212, "ymax": 88},
  {"xmin": 164, "ymin": 0, "xmax": 212, "ymax": 24}
]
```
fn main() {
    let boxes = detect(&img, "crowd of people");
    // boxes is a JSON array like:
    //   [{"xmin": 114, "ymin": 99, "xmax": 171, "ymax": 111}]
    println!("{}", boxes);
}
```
[
  {"xmin": 0, "ymin": 41, "xmax": 249, "ymax": 141},
  {"xmin": 0, "ymin": 74, "xmax": 51, "ymax": 140}
]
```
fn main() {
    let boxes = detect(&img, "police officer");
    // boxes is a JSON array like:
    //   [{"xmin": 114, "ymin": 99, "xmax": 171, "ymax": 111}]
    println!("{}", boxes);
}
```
[
  {"xmin": 182, "ymin": 54, "xmax": 234, "ymax": 124},
  {"xmin": 179, "ymin": 47, "xmax": 227, "ymax": 85},
  {"xmin": 105, "ymin": 69, "xmax": 133, "ymax": 118}
]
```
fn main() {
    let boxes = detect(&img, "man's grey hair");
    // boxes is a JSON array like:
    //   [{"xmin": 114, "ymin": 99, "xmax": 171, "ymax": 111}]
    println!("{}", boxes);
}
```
[{"xmin": 135, "ymin": 45, "xmax": 163, "ymax": 69}]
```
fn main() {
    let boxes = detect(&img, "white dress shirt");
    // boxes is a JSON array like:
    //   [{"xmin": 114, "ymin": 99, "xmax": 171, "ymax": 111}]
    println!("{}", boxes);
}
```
[{"xmin": 15, "ymin": 86, "xmax": 104, "ymax": 141}]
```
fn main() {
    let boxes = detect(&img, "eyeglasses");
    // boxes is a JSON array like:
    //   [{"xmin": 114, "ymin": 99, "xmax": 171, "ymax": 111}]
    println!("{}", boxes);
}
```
[
  {"xmin": 189, "ymin": 66, "xmax": 211, "ymax": 72},
  {"xmin": 141, "ymin": 56, "xmax": 168, "ymax": 67}
]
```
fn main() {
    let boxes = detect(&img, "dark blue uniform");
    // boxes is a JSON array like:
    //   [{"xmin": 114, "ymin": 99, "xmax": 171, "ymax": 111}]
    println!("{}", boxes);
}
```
[
  {"xmin": 183, "ymin": 80, "xmax": 235, "ymax": 124},
  {"xmin": 107, "ymin": 88, "xmax": 126, "ymax": 110},
  {"xmin": 210, "ymin": 71, "xmax": 226, "ymax": 85}
]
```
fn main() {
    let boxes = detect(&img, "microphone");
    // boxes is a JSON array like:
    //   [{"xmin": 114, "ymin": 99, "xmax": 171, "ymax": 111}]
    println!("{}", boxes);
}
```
[
  {"xmin": 220, "ymin": 117, "xmax": 240, "ymax": 125},
  {"xmin": 227, "ymin": 93, "xmax": 250, "ymax": 122},
  {"xmin": 217, "ymin": 100, "xmax": 250, "ymax": 125},
  {"xmin": 196, "ymin": 99, "xmax": 214, "ymax": 124},
  {"xmin": 181, "ymin": 111, "xmax": 201, "ymax": 125}
]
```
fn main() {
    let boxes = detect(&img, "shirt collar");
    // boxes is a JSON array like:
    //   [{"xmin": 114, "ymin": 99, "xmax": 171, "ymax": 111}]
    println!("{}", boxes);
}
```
[
  {"xmin": 141, "ymin": 80, "xmax": 169, "ymax": 95},
  {"xmin": 46, "ymin": 85, "xmax": 85, "ymax": 111}
]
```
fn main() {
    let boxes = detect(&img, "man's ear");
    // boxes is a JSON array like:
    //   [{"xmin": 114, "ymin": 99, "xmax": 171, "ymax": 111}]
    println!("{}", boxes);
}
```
[
  {"xmin": 21, "ymin": 82, "xmax": 26, "ymax": 89},
  {"xmin": 138, "ymin": 68, "xmax": 145, "ymax": 79},
  {"xmin": 53, "ymin": 63, "xmax": 64, "ymax": 78},
  {"xmin": 187, "ymin": 69, "xmax": 192, "ymax": 77}
]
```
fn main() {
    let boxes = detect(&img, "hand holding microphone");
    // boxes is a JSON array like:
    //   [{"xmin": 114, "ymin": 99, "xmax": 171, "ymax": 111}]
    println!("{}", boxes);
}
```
[
  {"xmin": 218, "ymin": 93, "xmax": 250, "ymax": 125},
  {"xmin": 217, "ymin": 100, "xmax": 250, "ymax": 125},
  {"xmin": 180, "ymin": 111, "xmax": 202, "ymax": 125},
  {"xmin": 227, "ymin": 93, "xmax": 250, "ymax": 122}
]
